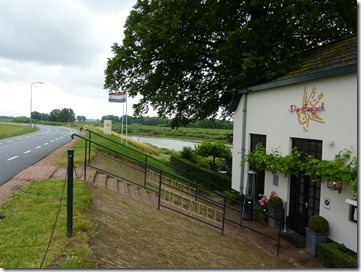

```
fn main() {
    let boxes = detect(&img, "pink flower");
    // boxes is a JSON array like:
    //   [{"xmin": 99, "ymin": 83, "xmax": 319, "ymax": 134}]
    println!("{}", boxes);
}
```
[{"xmin": 258, "ymin": 196, "xmax": 268, "ymax": 206}]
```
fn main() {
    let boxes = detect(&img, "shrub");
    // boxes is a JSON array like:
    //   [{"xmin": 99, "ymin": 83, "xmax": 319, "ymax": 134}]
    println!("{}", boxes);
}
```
[
  {"xmin": 308, "ymin": 215, "xmax": 330, "ymax": 233},
  {"xmin": 169, "ymin": 155, "xmax": 231, "ymax": 191},
  {"xmin": 267, "ymin": 195, "xmax": 283, "ymax": 210},
  {"xmin": 318, "ymin": 242, "xmax": 357, "ymax": 268},
  {"xmin": 180, "ymin": 147, "xmax": 197, "ymax": 163},
  {"xmin": 222, "ymin": 189, "xmax": 243, "ymax": 204}
]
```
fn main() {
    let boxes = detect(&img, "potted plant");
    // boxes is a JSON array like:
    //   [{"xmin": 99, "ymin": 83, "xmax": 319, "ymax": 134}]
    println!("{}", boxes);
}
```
[
  {"xmin": 267, "ymin": 192, "xmax": 284, "ymax": 229},
  {"xmin": 305, "ymin": 215, "xmax": 329, "ymax": 256}
]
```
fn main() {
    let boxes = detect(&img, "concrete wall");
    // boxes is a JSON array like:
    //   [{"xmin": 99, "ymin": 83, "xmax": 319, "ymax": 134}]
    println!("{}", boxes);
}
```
[{"xmin": 231, "ymin": 72, "xmax": 357, "ymax": 252}]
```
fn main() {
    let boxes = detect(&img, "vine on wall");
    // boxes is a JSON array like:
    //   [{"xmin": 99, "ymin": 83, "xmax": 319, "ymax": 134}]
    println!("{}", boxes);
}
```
[{"xmin": 245, "ymin": 144, "xmax": 357, "ymax": 195}]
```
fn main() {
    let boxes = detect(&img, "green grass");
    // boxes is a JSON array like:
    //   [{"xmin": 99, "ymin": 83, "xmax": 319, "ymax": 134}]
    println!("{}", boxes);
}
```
[
  {"xmin": 0, "ymin": 124, "xmax": 37, "ymax": 139},
  {"xmin": 89, "ymin": 123, "xmax": 232, "ymax": 143},
  {"xmin": 63, "ymin": 127, "xmax": 179, "ymax": 176},
  {"xmin": 0, "ymin": 179, "xmax": 93, "ymax": 268},
  {"xmin": 0, "ymin": 177, "xmax": 293, "ymax": 269}
]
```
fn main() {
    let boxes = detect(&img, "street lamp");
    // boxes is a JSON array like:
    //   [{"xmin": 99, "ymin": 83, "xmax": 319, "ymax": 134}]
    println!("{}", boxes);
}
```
[{"xmin": 30, "ymin": 81, "xmax": 43, "ymax": 127}]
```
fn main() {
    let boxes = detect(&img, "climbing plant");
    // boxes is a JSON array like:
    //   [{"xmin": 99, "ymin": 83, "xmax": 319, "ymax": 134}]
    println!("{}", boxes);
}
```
[{"xmin": 245, "ymin": 144, "xmax": 358, "ymax": 195}]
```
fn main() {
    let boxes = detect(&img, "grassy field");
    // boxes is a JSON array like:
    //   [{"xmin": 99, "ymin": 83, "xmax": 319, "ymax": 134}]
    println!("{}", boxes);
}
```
[
  {"xmin": 89, "ymin": 123, "xmax": 233, "ymax": 143},
  {"xmin": 0, "ymin": 124, "xmax": 37, "ymax": 139},
  {"xmin": 0, "ymin": 179, "xmax": 93, "ymax": 268}
]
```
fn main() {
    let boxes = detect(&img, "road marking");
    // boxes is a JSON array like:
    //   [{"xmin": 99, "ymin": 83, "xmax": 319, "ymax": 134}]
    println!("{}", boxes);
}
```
[
  {"xmin": 7, "ymin": 140, "xmax": 13, "ymax": 143},
  {"xmin": 7, "ymin": 156, "xmax": 18, "ymax": 161},
  {"xmin": 44, "ymin": 143, "xmax": 49, "ymax": 146},
  {"xmin": 35, "ymin": 146, "xmax": 41, "ymax": 149},
  {"xmin": 50, "ymin": 140, "xmax": 54, "ymax": 143},
  {"xmin": 24, "ymin": 150, "xmax": 32, "ymax": 154}
]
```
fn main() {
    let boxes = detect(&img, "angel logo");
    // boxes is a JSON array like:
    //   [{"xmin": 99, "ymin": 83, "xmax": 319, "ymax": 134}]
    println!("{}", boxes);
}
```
[{"xmin": 289, "ymin": 87, "xmax": 325, "ymax": 132}]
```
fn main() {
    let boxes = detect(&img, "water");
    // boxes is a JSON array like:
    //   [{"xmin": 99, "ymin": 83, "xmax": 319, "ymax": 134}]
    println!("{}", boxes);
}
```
[{"xmin": 128, "ymin": 136, "xmax": 199, "ymax": 150}]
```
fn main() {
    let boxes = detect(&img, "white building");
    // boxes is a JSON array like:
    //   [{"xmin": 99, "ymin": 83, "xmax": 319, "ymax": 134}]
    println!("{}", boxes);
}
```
[{"xmin": 229, "ymin": 36, "xmax": 357, "ymax": 253}]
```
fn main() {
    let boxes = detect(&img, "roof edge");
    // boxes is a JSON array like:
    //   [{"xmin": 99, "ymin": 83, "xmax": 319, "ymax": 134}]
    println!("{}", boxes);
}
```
[{"xmin": 229, "ymin": 63, "xmax": 357, "ymax": 112}]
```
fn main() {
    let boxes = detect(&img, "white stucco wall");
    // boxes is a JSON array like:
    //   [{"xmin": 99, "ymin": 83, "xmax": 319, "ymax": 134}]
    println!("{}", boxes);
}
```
[{"xmin": 231, "ymin": 72, "xmax": 357, "ymax": 252}]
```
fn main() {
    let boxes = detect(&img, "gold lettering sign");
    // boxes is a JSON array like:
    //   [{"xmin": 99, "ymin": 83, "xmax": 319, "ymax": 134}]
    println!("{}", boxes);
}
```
[{"xmin": 289, "ymin": 87, "xmax": 325, "ymax": 132}]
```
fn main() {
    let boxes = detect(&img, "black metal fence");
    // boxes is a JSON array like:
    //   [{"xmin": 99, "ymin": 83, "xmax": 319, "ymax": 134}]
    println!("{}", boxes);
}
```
[{"xmin": 71, "ymin": 128, "xmax": 284, "ymax": 255}]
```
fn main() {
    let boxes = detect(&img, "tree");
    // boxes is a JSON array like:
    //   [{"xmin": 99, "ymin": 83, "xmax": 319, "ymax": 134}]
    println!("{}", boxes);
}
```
[
  {"xmin": 49, "ymin": 109, "xmax": 60, "ymax": 122},
  {"xmin": 195, "ymin": 141, "xmax": 231, "ymax": 170},
  {"xmin": 58, "ymin": 108, "xmax": 75, "ymax": 123},
  {"xmin": 77, "ymin": 115, "xmax": 87, "ymax": 122},
  {"xmin": 105, "ymin": 0, "xmax": 356, "ymax": 127},
  {"xmin": 101, "ymin": 115, "xmax": 120, "ymax": 123}
]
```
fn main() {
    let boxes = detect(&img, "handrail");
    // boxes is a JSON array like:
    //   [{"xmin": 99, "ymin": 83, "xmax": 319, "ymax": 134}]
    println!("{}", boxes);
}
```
[
  {"xmin": 71, "ymin": 133, "xmax": 227, "ymax": 200},
  {"xmin": 79, "ymin": 126, "xmax": 231, "ymax": 193},
  {"xmin": 72, "ymin": 132, "xmax": 283, "ymax": 255}
]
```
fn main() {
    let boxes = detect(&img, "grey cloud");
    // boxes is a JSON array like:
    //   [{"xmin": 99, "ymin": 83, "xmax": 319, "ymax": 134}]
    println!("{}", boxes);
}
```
[{"xmin": 0, "ymin": 0, "xmax": 102, "ymax": 66}]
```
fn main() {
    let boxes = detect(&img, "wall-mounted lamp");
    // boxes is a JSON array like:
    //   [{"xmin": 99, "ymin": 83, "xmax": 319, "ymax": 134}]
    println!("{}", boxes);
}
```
[{"xmin": 327, "ymin": 180, "xmax": 342, "ymax": 193}]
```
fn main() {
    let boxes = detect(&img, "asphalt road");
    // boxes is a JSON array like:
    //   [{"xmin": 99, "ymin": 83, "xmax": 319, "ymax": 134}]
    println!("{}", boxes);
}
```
[{"xmin": 0, "ymin": 124, "xmax": 78, "ymax": 185}]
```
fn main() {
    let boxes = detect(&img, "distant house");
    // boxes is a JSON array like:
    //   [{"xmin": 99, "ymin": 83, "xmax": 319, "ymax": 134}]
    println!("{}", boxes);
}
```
[{"xmin": 229, "ymin": 36, "xmax": 357, "ymax": 253}]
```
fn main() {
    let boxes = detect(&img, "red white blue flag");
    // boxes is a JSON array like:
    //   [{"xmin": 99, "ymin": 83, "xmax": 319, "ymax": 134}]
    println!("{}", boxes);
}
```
[
  {"xmin": 109, "ymin": 91, "xmax": 127, "ymax": 103},
  {"xmin": 109, "ymin": 91, "xmax": 126, "ymax": 103}
]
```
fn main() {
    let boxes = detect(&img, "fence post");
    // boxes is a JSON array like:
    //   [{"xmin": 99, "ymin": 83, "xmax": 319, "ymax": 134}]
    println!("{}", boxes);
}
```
[
  {"xmin": 67, "ymin": 149, "xmax": 74, "ymax": 237},
  {"xmin": 221, "ymin": 197, "xmax": 226, "ymax": 235},
  {"xmin": 157, "ymin": 171, "xmax": 162, "ymax": 210}
]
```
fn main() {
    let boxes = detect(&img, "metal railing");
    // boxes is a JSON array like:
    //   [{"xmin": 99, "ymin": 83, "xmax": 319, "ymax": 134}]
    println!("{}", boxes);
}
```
[
  {"xmin": 71, "ymin": 131, "xmax": 284, "ymax": 255},
  {"xmin": 72, "ymin": 133, "xmax": 227, "ymax": 231},
  {"xmin": 80, "ymin": 127, "xmax": 229, "ymax": 193}
]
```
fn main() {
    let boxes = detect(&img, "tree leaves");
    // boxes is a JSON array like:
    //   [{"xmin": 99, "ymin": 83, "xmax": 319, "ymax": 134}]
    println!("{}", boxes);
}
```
[{"xmin": 104, "ymin": 0, "xmax": 357, "ymax": 126}]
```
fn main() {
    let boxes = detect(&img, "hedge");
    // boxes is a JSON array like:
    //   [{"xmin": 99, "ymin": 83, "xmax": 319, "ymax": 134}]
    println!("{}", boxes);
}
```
[
  {"xmin": 318, "ymin": 242, "xmax": 357, "ymax": 268},
  {"xmin": 169, "ymin": 155, "xmax": 231, "ymax": 191}
]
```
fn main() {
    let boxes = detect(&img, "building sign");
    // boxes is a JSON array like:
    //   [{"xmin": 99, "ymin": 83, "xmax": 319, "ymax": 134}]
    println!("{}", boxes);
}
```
[{"xmin": 289, "ymin": 87, "xmax": 325, "ymax": 132}]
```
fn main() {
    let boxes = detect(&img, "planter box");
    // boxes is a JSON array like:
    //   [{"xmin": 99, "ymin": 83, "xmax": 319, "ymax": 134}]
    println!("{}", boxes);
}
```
[
  {"xmin": 305, "ymin": 227, "xmax": 329, "ymax": 256},
  {"xmin": 268, "ymin": 209, "xmax": 284, "ymax": 229}
]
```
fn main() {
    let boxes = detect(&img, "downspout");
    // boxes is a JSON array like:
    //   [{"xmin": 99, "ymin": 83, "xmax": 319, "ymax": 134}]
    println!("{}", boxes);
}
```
[{"xmin": 240, "ymin": 92, "xmax": 248, "ymax": 194}]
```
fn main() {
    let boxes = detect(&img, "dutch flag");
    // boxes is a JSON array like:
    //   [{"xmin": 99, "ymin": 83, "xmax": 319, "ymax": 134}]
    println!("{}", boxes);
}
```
[{"xmin": 109, "ymin": 91, "xmax": 126, "ymax": 103}]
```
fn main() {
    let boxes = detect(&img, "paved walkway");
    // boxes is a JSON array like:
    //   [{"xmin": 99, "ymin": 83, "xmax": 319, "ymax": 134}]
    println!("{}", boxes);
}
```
[{"xmin": 0, "ymin": 145, "xmax": 325, "ymax": 269}]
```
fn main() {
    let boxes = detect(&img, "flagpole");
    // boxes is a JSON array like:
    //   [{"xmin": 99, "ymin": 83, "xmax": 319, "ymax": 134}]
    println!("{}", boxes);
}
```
[
  {"xmin": 121, "ymin": 99, "xmax": 124, "ymax": 144},
  {"xmin": 125, "ymin": 91, "xmax": 128, "ymax": 146}
]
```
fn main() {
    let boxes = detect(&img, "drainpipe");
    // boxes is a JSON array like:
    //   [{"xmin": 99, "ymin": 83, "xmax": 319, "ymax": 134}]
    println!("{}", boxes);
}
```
[{"xmin": 239, "ymin": 92, "xmax": 248, "ymax": 194}]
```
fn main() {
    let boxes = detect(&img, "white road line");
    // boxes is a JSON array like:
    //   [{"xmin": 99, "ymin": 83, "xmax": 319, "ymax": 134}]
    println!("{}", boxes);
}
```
[
  {"xmin": 7, "ymin": 140, "xmax": 13, "ymax": 143},
  {"xmin": 44, "ymin": 143, "xmax": 49, "ymax": 146},
  {"xmin": 35, "ymin": 146, "xmax": 42, "ymax": 149},
  {"xmin": 24, "ymin": 150, "xmax": 32, "ymax": 154},
  {"xmin": 50, "ymin": 140, "xmax": 54, "ymax": 143},
  {"xmin": 7, "ymin": 156, "xmax": 18, "ymax": 161}
]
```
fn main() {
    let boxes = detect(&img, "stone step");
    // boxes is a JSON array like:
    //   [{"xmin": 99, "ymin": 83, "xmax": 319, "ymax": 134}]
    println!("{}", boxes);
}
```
[
  {"xmin": 93, "ymin": 173, "xmax": 107, "ymax": 188},
  {"xmin": 106, "ymin": 177, "xmax": 118, "ymax": 193}
]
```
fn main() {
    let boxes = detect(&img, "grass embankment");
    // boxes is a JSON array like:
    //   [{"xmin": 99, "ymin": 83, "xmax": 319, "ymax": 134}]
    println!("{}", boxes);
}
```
[
  {"xmin": 0, "ymin": 124, "xmax": 37, "ymax": 139},
  {"xmin": 0, "ymin": 179, "xmax": 291, "ymax": 268},
  {"xmin": 0, "ymin": 179, "xmax": 92, "ymax": 268},
  {"xmin": 0, "ymin": 125, "xmax": 292, "ymax": 268}
]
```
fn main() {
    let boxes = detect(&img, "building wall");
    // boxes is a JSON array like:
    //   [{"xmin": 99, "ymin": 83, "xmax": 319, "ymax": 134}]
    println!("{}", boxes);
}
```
[{"xmin": 231, "ymin": 72, "xmax": 357, "ymax": 252}]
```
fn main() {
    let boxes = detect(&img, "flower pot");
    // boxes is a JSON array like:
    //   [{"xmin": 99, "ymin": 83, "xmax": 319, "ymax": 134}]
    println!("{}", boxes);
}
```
[
  {"xmin": 305, "ymin": 227, "xmax": 329, "ymax": 256},
  {"xmin": 268, "ymin": 209, "xmax": 284, "ymax": 229}
]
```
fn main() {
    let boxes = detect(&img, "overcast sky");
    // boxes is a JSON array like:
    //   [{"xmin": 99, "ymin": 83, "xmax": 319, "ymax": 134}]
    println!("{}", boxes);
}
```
[{"xmin": 0, "ymin": 0, "xmax": 152, "ymax": 120}]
